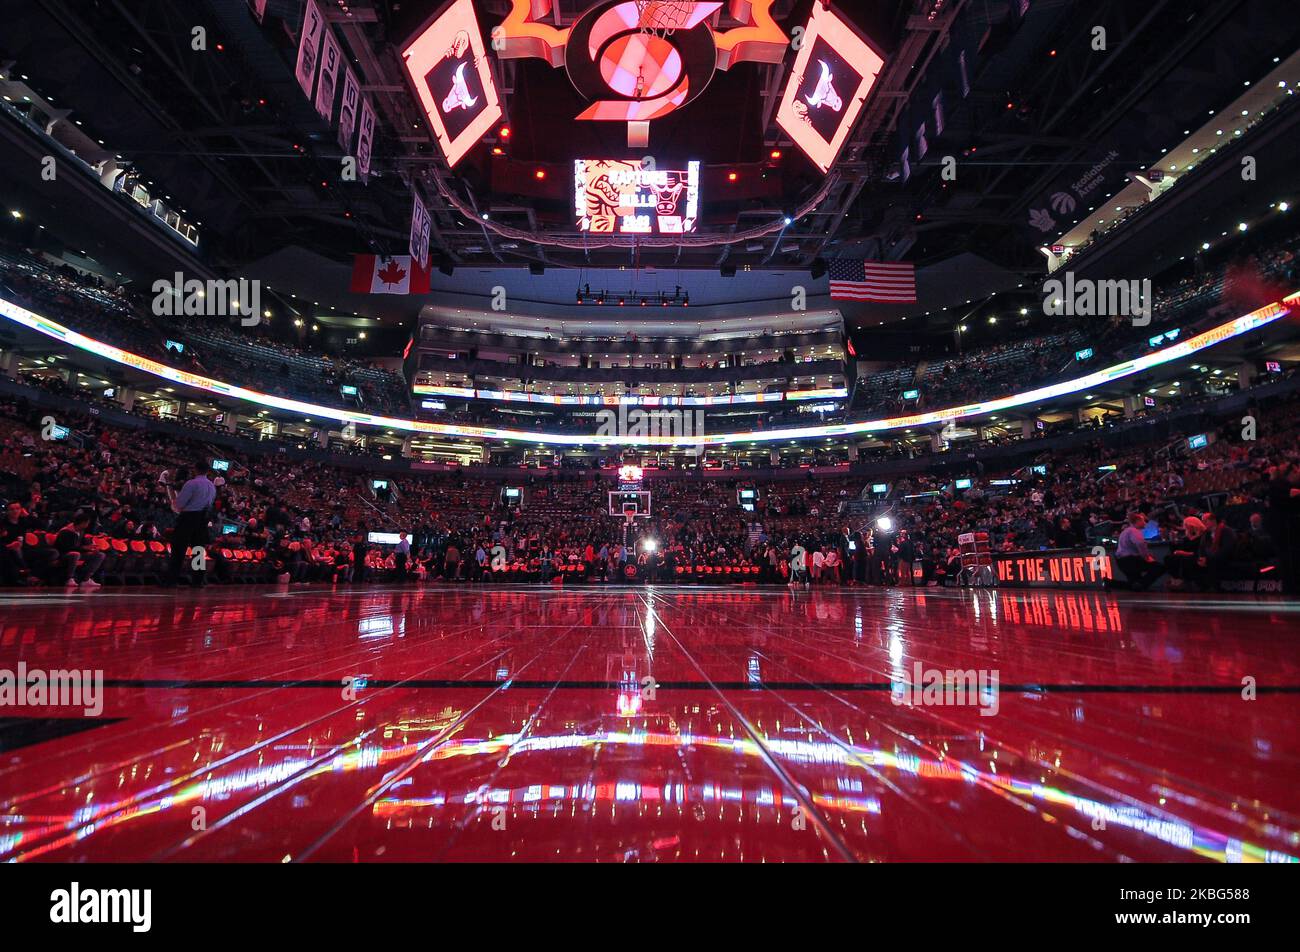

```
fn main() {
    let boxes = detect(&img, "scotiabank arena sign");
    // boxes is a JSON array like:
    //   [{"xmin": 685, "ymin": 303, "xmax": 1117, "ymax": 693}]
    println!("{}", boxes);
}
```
[{"xmin": 995, "ymin": 550, "xmax": 1114, "ymax": 589}]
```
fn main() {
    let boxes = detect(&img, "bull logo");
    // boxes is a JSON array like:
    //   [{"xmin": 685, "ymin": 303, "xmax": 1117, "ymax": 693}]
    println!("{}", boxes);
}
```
[
  {"xmin": 442, "ymin": 62, "xmax": 478, "ymax": 113},
  {"xmin": 652, "ymin": 178, "xmax": 685, "ymax": 215},
  {"xmin": 805, "ymin": 60, "xmax": 842, "ymax": 112}
]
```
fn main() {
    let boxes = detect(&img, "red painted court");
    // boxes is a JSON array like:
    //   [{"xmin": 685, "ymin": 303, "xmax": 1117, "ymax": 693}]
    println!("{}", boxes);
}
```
[{"xmin": 1, "ymin": 585, "xmax": 1296, "ymax": 863}]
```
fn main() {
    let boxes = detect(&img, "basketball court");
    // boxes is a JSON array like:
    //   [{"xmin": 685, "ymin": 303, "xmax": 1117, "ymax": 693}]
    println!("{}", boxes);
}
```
[{"xmin": 2, "ymin": 584, "xmax": 1295, "ymax": 862}]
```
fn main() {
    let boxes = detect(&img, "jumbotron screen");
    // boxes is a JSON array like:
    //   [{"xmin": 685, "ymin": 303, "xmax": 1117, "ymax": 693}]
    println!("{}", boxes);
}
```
[{"xmin": 574, "ymin": 159, "xmax": 700, "ymax": 234}]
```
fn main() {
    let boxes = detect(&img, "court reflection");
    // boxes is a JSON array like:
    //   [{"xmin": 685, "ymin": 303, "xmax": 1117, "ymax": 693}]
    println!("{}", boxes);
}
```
[{"xmin": 0, "ymin": 586, "xmax": 1295, "ymax": 862}]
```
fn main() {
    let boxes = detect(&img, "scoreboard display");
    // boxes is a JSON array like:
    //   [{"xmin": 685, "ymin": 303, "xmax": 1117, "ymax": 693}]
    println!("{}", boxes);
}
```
[{"xmin": 575, "ymin": 159, "xmax": 700, "ymax": 234}]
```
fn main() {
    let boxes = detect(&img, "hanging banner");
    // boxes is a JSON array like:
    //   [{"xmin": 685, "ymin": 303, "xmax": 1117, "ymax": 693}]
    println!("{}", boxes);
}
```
[
  {"xmin": 294, "ymin": 0, "xmax": 326, "ymax": 100},
  {"xmin": 314, "ymin": 27, "xmax": 343, "ymax": 123},
  {"xmin": 409, "ymin": 191, "xmax": 431, "ymax": 267},
  {"xmin": 357, "ymin": 96, "xmax": 377, "ymax": 183},
  {"xmin": 247, "ymin": 0, "xmax": 268, "ymax": 24},
  {"xmin": 338, "ymin": 65, "xmax": 361, "ymax": 153}
]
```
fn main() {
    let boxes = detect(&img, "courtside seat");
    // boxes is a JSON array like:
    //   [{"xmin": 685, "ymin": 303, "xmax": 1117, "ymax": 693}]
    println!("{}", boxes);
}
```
[{"xmin": 118, "ymin": 539, "xmax": 149, "ymax": 584}]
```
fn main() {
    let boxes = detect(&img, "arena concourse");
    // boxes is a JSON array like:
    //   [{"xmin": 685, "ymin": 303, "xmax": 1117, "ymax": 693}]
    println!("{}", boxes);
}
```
[{"xmin": 0, "ymin": 0, "xmax": 1298, "ymax": 901}]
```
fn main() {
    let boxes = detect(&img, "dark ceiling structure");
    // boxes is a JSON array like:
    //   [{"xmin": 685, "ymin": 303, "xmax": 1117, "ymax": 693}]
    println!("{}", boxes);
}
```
[{"xmin": 1, "ymin": 0, "xmax": 1297, "ymax": 304}]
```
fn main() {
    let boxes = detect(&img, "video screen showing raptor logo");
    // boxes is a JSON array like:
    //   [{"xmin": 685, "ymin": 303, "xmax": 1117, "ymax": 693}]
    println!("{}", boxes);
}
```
[{"xmin": 575, "ymin": 159, "xmax": 701, "ymax": 234}]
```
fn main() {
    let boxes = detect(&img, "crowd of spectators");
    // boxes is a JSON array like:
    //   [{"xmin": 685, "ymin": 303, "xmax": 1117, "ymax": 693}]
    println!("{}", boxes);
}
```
[
  {"xmin": 2, "ymin": 376, "xmax": 1298, "ymax": 593},
  {"xmin": 848, "ymin": 232, "xmax": 1300, "ymax": 419},
  {"xmin": 0, "ymin": 242, "xmax": 408, "ymax": 413}
]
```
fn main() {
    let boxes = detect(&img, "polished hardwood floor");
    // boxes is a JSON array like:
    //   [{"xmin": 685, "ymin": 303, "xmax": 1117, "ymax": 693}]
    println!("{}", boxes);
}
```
[{"xmin": 1, "ymin": 584, "xmax": 1297, "ymax": 862}]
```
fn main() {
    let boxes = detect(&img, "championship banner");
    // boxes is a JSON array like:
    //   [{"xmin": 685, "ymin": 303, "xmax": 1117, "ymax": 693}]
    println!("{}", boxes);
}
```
[
  {"xmin": 356, "ymin": 96, "xmax": 376, "ymax": 182},
  {"xmin": 994, "ymin": 549, "xmax": 1114, "ymax": 590},
  {"xmin": 337, "ymin": 65, "xmax": 361, "ymax": 154},
  {"xmin": 294, "ymin": 0, "xmax": 326, "ymax": 101},
  {"xmin": 350, "ymin": 255, "xmax": 431, "ymax": 295},
  {"xmin": 314, "ymin": 27, "xmax": 343, "ymax": 123},
  {"xmin": 409, "ymin": 191, "xmax": 431, "ymax": 267}
]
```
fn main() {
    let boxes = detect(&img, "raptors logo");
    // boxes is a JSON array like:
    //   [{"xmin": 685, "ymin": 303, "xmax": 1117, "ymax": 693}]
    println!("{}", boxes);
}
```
[{"xmin": 497, "ymin": 0, "xmax": 787, "ymax": 146}]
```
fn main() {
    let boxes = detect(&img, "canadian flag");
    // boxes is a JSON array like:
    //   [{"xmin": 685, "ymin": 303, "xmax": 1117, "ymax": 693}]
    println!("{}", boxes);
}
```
[{"xmin": 350, "ymin": 254, "xmax": 432, "ymax": 295}]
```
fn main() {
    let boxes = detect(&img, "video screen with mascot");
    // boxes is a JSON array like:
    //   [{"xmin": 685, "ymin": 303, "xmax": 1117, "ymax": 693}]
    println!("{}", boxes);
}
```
[{"xmin": 574, "ymin": 159, "xmax": 700, "ymax": 234}]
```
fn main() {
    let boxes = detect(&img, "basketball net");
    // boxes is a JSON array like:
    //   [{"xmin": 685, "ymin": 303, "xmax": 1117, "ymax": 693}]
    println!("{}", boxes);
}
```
[{"xmin": 634, "ymin": 0, "xmax": 694, "ymax": 38}]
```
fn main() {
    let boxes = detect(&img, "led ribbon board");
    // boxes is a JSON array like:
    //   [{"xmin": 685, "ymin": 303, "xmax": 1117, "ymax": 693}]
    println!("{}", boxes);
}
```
[
  {"xmin": 401, "ymin": 0, "xmax": 503, "ymax": 168},
  {"xmin": 1, "ymin": 292, "xmax": 1293, "ymax": 447},
  {"xmin": 775, "ymin": 2, "xmax": 885, "ymax": 173},
  {"xmin": 410, "ymin": 385, "xmax": 845, "ymax": 405}
]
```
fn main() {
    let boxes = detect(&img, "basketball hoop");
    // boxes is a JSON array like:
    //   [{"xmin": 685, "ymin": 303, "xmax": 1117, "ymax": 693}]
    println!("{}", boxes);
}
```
[{"xmin": 634, "ymin": 0, "xmax": 694, "ymax": 38}]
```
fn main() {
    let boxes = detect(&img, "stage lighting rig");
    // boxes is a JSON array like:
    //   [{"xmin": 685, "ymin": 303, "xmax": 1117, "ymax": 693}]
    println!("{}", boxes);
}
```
[{"xmin": 575, "ymin": 287, "xmax": 690, "ymax": 307}]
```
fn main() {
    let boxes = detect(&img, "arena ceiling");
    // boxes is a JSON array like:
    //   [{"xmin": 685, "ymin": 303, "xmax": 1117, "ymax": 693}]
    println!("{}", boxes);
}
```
[{"xmin": 1, "ymin": 0, "xmax": 1298, "ymax": 324}]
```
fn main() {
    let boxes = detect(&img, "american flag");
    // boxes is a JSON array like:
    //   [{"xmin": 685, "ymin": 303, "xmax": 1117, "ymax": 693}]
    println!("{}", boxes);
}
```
[{"xmin": 828, "ymin": 260, "xmax": 917, "ymax": 302}]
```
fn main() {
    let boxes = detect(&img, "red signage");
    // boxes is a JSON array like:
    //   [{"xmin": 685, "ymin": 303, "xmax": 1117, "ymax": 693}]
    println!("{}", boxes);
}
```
[{"xmin": 995, "ymin": 550, "xmax": 1114, "ymax": 589}]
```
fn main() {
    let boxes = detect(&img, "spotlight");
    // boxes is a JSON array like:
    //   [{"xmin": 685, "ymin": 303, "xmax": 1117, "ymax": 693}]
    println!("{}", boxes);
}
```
[
  {"xmin": 499, "ymin": 126, "xmax": 511, "ymax": 139},
  {"xmin": 770, "ymin": 149, "xmax": 782, "ymax": 160},
  {"xmin": 875, "ymin": 516, "xmax": 893, "ymax": 532},
  {"xmin": 727, "ymin": 171, "xmax": 738, "ymax": 182},
  {"xmin": 534, "ymin": 169, "xmax": 546, "ymax": 180},
  {"xmin": 642, "ymin": 539, "xmax": 658, "ymax": 553}
]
